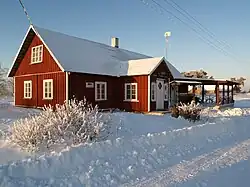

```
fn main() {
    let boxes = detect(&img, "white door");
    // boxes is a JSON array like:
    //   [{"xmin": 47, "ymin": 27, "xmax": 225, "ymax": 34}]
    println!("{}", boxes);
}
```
[{"xmin": 156, "ymin": 79, "xmax": 164, "ymax": 110}]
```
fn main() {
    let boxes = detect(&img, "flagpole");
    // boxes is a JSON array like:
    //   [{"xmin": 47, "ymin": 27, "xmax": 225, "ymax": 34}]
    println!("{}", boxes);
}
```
[
  {"xmin": 164, "ymin": 32, "xmax": 171, "ymax": 108},
  {"xmin": 164, "ymin": 31, "xmax": 171, "ymax": 60}
]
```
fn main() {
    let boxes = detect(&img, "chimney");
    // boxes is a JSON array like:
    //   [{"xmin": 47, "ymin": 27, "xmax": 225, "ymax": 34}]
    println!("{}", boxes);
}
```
[{"xmin": 111, "ymin": 37, "xmax": 119, "ymax": 48}]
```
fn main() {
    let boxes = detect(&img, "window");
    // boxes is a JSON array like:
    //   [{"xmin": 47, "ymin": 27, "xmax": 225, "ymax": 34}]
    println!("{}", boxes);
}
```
[
  {"xmin": 43, "ymin": 79, "xmax": 53, "ymax": 99},
  {"xmin": 31, "ymin": 45, "xmax": 43, "ymax": 64},
  {"xmin": 95, "ymin": 82, "xmax": 107, "ymax": 101},
  {"xmin": 24, "ymin": 80, "xmax": 32, "ymax": 99},
  {"xmin": 151, "ymin": 82, "xmax": 156, "ymax": 101},
  {"xmin": 125, "ymin": 83, "xmax": 138, "ymax": 101},
  {"xmin": 164, "ymin": 83, "xmax": 168, "ymax": 101}
]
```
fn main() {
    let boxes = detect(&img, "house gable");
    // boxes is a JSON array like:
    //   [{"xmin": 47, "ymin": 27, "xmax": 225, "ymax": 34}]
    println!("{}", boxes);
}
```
[
  {"xmin": 150, "ymin": 59, "xmax": 174, "ymax": 80},
  {"xmin": 8, "ymin": 26, "xmax": 64, "ymax": 77}
]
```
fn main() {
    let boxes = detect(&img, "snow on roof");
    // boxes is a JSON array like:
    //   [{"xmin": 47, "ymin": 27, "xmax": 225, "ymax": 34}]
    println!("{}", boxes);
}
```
[
  {"xmin": 32, "ymin": 26, "xmax": 183, "ymax": 77},
  {"xmin": 116, "ymin": 57, "xmax": 162, "ymax": 76},
  {"xmin": 33, "ymin": 26, "xmax": 150, "ymax": 76},
  {"xmin": 165, "ymin": 61, "xmax": 183, "ymax": 79}
]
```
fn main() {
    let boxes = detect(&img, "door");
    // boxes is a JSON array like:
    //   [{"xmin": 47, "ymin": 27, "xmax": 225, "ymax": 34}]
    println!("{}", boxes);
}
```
[{"xmin": 156, "ymin": 79, "xmax": 164, "ymax": 110}]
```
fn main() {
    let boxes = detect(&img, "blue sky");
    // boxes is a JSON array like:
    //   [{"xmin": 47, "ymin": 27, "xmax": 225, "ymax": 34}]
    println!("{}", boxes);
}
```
[{"xmin": 0, "ymin": 0, "xmax": 249, "ymax": 88}]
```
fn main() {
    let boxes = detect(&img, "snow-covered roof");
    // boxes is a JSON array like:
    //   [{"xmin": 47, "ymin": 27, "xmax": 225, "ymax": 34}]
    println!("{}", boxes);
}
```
[
  {"xmin": 114, "ymin": 57, "xmax": 182, "ymax": 77},
  {"xmin": 8, "ymin": 25, "xmax": 183, "ymax": 78}
]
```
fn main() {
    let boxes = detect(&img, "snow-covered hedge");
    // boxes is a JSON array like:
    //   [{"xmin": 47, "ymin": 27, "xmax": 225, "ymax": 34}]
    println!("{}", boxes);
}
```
[
  {"xmin": 171, "ymin": 101, "xmax": 202, "ymax": 122},
  {"xmin": 7, "ymin": 98, "xmax": 112, "ymax": 152}
]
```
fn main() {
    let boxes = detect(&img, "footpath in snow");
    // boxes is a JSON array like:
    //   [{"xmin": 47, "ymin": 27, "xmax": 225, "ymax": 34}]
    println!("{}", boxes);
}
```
[{"xmin": 0, "ymin": 95, "xmax": 250, "ymax": 186}]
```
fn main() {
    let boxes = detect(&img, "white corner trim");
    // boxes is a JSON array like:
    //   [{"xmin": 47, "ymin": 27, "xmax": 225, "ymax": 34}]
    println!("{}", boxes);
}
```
[
  {"xmin": 13, "ymin": 76, "xmax": 15, "ymax": 105},
  {"xmin": 148, "ymin": 75, "xmax": 151, "ymax": 112},
  {"xmin": 65, "ymin": 72, "xmax": 69, "ymax": 103}
]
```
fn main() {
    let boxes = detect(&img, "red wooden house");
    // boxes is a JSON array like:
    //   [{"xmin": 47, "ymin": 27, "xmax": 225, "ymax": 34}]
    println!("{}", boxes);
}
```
[{"xmin": 7, "ymin": 25, "xmax": 185, "ymax": 112}]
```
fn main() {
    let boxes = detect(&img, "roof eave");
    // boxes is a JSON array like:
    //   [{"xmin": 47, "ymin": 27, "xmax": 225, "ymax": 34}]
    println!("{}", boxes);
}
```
[{"xmin": 7, "ymin": 25, "xmax": 34, "ymax": 77}]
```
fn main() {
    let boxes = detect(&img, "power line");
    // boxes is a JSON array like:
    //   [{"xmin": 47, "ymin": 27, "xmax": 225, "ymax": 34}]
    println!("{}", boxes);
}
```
[
  {"xmin": 163, "ymin": 0, "xmax": 231, "ymax": 49},
  {"xmin": 18, "ymin": 0, "xmax": 33, "ymax": 25},
  {"xmin": 139, "ymin": 0, "xmax": 243, "ymax": 63}
]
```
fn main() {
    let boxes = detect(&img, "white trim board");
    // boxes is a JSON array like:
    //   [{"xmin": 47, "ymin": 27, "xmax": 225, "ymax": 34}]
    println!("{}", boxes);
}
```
[{"xmin": 147, "ymin": 75, "xmax": 151, "ymax": 112}]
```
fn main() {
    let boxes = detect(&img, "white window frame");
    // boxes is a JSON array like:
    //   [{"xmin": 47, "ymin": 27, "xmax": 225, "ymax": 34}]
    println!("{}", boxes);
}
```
[
  {"xmin": 95, "ymin": 81, "xmax": 107, "ymax": 101},
  {"xmin": 43, "ymin": 79, "xmax": 53, "ymax": 100},
  {"xmin": 164, "ymin": 83, "xmax": 169, "ymax": 101},
  {"xmin": 24, "ymin": 80, "xmax": 32, "ymax": 99},
  {"xmin": 151, "ymin": 82, "xmax": 156, "ymax": 101},
  {"xmin": 124, "ymin": 83, "xmax": 138, "ymax": 102},
  {"xmin": 31, "ymin": 45, "xmax": 43, "ymax": 64}
]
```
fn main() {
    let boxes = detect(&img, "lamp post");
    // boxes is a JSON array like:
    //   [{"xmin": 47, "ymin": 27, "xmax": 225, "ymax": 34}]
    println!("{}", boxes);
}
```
[{"xmin": 164, "ymin": 31, "xmax": 171, "ymax": 60}]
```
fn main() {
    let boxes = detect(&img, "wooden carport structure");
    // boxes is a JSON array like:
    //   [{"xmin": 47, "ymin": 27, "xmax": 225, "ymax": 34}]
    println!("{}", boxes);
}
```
[{"xmin": 172, "ymin": 77, "xmax": 240, "ymax": 107}]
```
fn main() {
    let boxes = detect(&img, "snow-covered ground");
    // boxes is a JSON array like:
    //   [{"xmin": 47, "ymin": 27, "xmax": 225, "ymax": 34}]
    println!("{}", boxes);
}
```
[{"xmin": 1, "ymin": 94, "xmax": 250, "ymax": 186}]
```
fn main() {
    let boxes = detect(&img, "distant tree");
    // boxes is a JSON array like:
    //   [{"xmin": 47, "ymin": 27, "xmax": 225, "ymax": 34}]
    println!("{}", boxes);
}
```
[
  {"xmin": 181, "ymin": 69, "xmax": 213, "ymax": 79},
  {"xmin": 230, "ymin": 77, "xmax": 246, "ymax": 93},
  {"xmin": 0, "ymin": 63, "xmax": 13, "ymax": 97}
]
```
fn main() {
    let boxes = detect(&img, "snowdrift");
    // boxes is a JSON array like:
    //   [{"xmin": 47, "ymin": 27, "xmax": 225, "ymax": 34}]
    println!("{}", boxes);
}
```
[{"xmin": 1, "ymin": 113, "xmax": 250, "ymax": 186}]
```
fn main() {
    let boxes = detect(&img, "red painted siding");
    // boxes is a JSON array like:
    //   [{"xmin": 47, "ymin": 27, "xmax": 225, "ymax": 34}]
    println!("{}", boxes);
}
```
[
  {"xmin": 68, "ymin": 73, "xmax": 119, "ymax": 109},
  {"xmin": 68, "ymin": 73, "xmax": 148, "ymax": 112},
  {"xmin": 119, "ymin": 75, "xmax": 148, "ymax": 112},
  {"xmin": 15, "ymin": 72, "xmax": 66, "ymax": 107},
  {"xmin": 15, "ymin": 35, "xmax": 62, "ymax": 76}
]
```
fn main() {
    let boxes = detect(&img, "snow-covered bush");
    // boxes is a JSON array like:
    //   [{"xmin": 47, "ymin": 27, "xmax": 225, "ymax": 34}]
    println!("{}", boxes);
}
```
[
  {"xmin": 7, "ymin": 98, "xmax": 112, "ymax": 152},
  {"xmin": 171, "ymin": 100, "xmax": 202, "ymax": 122}
]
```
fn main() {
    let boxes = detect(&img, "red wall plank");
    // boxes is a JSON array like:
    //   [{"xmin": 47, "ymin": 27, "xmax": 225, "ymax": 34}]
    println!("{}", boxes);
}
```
[
  {"xmin": 69, "ymin": 73, "xmax": 119, "ymax": 109},
  {"xmin": 69, "ymin": 73, "xmax": 149, "ymax": 112},
  {"xmin": 15, "ymin": 72, "xmax": 66, "ymax": 108},
  {"xmin": 119, "ymin": 75, "xmax": 148, "ymax": 112}
]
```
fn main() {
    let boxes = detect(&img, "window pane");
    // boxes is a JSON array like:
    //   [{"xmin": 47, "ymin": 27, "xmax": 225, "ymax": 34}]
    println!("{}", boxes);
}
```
[
  {"xmin": 126, "ymin": 85, "xmax": 131, "ymax": 100},
  {"xmin": 101, "ymin": 84, "xmax": 105, "ymax": 99},
  {"xmin": 132, "ymin": 85, "xmax": 136, "ymax": 90},
  {"xmin": 126, "ymin": 92, "xmax": 130, "ymax": 100},
  {"xmin": 101, "ymin": 92, "xmax": 105, "ymax": 99},
  {"xmin": 132, "ymin": 88, "xmax": 136, "ymax": 95},
  {"xmin": 132, "ymin": 93, "xmax": 136, "ymax": 100},
  {"xmin": 126, "ymin": 84, "xmax": 130, "ymax": 92}
]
